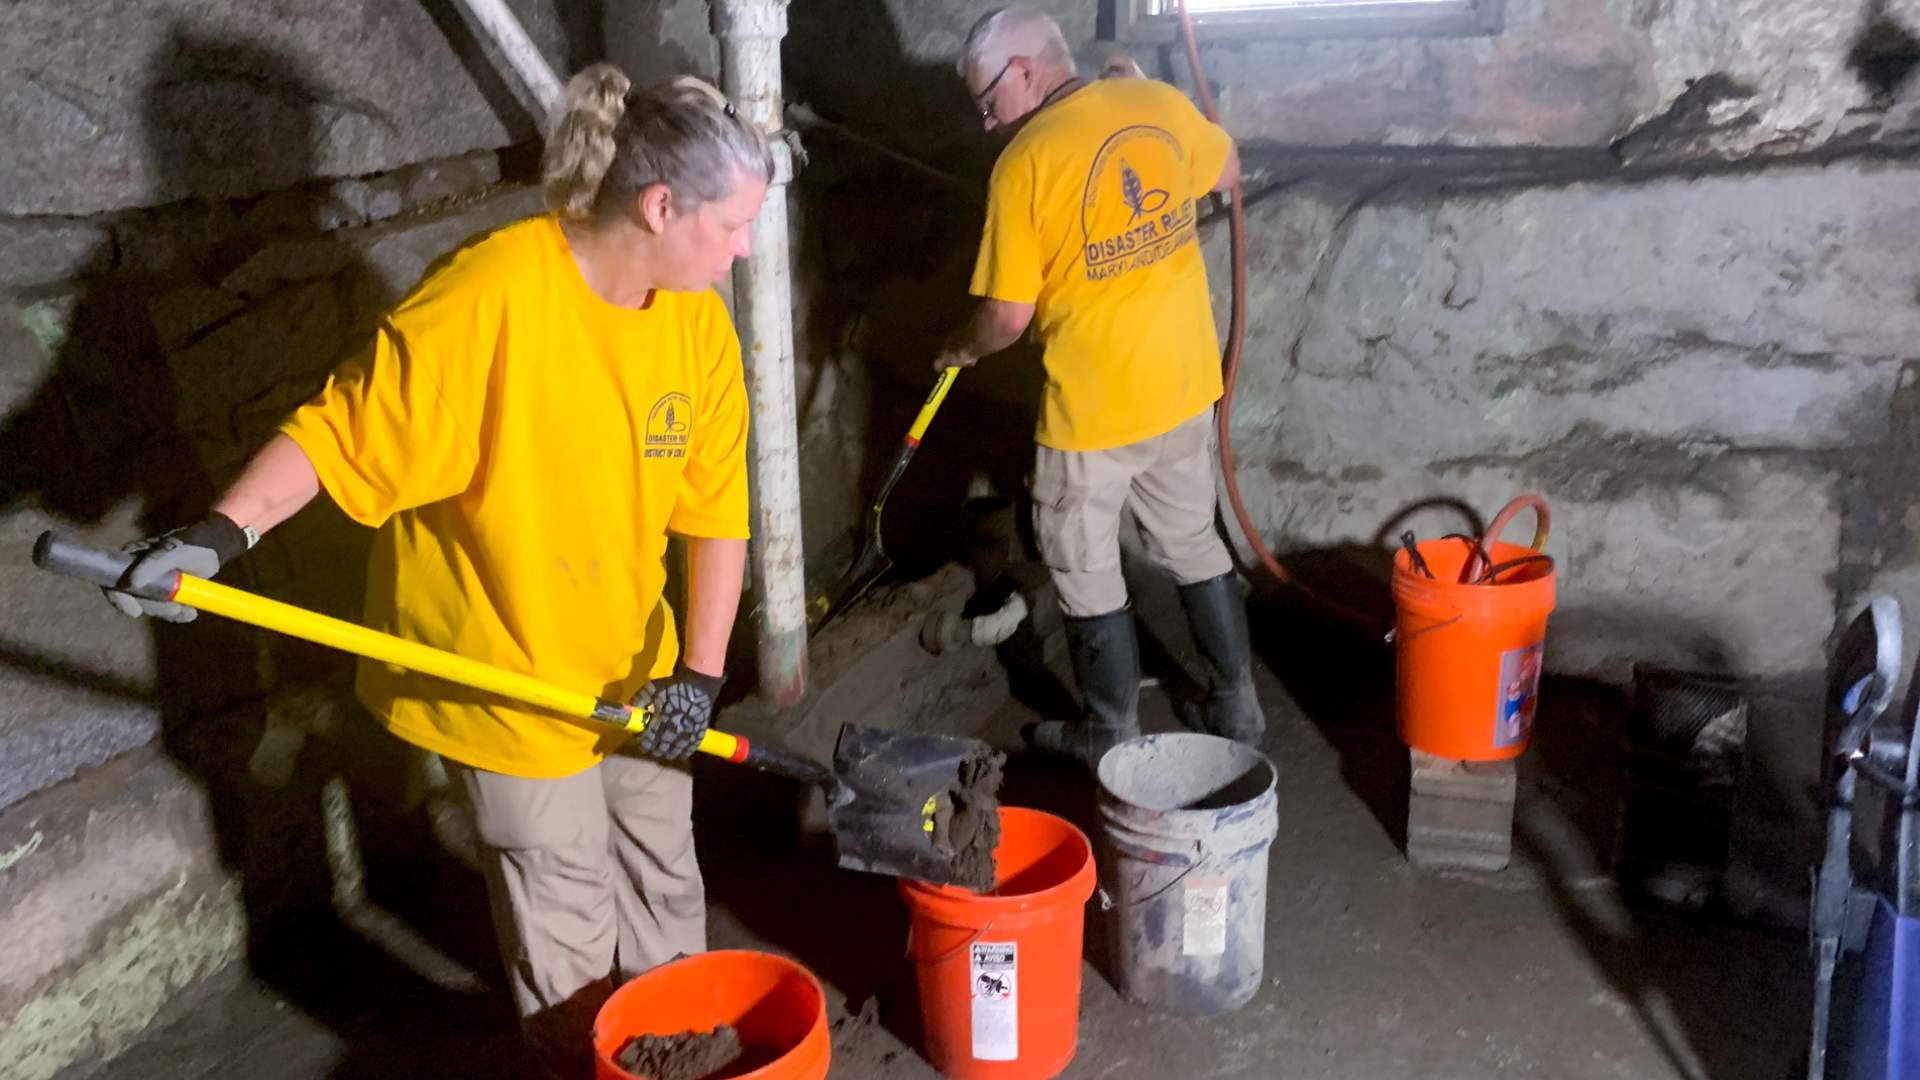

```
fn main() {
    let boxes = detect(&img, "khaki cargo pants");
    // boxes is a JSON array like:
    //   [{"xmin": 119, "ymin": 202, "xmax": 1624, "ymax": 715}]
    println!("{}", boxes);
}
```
[
  {"xmin": 450, "ymin": 752, "xmax": 705, "ymax": 1079},
  {"xmin": 1032, "ymin": 408, "xmax": 1235, "ymax": 618}
]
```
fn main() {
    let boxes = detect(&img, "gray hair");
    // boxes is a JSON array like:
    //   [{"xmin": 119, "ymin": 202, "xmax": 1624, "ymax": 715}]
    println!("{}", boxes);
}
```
[
  {"xmin": 543, "ymin": 64, "xmax": 775, "ymax": 222},
  {"xmin": 958, "ymin": 7, "xmax": 1074, "ymax": 80}
]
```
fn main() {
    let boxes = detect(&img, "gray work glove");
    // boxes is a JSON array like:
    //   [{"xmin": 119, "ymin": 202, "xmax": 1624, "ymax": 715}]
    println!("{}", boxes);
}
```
[
  {"xmin": 103, "ymin": 513, "xmax": 251, "ymax": 623},
  {"xmin": 629, "ymin": 666, "xmax": 725, "ymax": 761}
]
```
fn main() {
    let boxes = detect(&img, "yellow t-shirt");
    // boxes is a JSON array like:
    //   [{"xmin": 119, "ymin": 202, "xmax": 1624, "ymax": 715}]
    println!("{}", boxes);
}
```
[
  {"xmin": 971, "ymin": 78, "xmax": 1233, "ymax": 452},
  {"xmin": 281, "ymin": 213, "xmax": 750, "ymax": 778}
]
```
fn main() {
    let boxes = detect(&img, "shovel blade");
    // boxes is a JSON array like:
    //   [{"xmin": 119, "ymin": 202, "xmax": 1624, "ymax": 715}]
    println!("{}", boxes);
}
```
[
  {"xmin": 826, "ymin": 724, "xmax": 1004, "ymax": 891},
  {"xmin": 811, "ymin": 544, "xmax": 892, "ymax": 633}
]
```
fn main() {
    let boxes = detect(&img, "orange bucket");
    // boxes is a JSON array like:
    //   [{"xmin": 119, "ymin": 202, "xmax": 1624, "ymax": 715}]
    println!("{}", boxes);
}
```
[
  {"xmin": 898, "ymin": 807, "xmax": 1097, "ymax": 1080},
  {"xmin": 1392, "ymin": 538, "xmax": 1556, "ymax": 761},
  {"xmin": 591, "ymin": 950, "xmax": 830, "ymax": 1080}
]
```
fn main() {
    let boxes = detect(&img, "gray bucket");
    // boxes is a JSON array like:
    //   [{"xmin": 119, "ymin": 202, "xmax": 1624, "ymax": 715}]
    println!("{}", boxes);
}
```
[{"xmin": 1095, "ymin": 732, "xmax": 1279, "ymax": 1016}]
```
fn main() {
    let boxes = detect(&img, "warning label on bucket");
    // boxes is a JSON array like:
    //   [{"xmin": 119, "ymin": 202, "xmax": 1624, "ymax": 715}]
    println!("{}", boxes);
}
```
[
  {"xmin": 1184, "ymin": 876, "xmax": 1231, "ymax": 957},
  {"xmin": 1495, "ymin": 642, "xmax": 1544, "ymax": 748},
  {"xmin": 970, "ymin": 942, "xmax": 1018, "ymax": 1061}
]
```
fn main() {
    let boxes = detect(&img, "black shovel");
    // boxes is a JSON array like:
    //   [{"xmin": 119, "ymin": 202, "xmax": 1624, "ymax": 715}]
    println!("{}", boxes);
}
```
[
  {"xmin": 34, "ymin": 532, "xmax": 1005, "ymax": 890},
  {"xmin": 809, "ymin": 367, "xmax": 959, "ymax": 632}
]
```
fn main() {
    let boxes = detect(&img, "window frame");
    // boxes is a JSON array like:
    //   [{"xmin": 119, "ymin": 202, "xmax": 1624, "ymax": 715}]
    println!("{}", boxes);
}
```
[{"xmin": 1114, "ymin": 0, "xmax": 1505, "ymax": 43}]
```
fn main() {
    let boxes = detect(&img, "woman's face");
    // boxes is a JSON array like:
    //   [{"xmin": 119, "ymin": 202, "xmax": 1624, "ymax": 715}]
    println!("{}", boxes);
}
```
[{"xmin": 649, "ymin": 168, "xmax": 769, "ymax": 292}]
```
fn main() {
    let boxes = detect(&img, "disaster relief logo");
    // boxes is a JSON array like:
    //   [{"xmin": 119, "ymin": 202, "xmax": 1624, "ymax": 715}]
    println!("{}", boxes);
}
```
[
  {"xmin": 1082, "ymin": 125, "xmax": 1195, "ymax": 283},
  {"xmin": 645, "ymin": 392, "xmax": 689, "ymax": 459}
]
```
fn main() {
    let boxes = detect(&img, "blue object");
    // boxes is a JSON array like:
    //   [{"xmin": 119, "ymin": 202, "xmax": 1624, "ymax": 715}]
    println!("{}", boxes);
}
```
[{"xmin": 1846, "ymin": 897, "xmax": 1920, "ymax": 1080}]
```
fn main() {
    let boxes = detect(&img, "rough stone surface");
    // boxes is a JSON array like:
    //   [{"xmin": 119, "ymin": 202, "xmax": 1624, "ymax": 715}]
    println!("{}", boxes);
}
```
[
  {"xmin": 0, "ymin": 747, "xmax": 244, "ymax": 1080},
  {"xmin": 217, "ymin": 240, "xmax": 353, "ymax": 299},
  {"xmin": 146, "ymin": 286, "xmax": 245, "ymax": 351},
  {"xmin": 0, "ymin": 0, "xmax": 576, "ymax": 215},
  {"xmin": 1197, "ymin": 0, "xmax": 1646, "ymax": 148},
  {"xmin": 0, "ymin": 219, "xmax": 113, "ymax": 289},
  {"xmin": 0, "ymin": 500, "xmax": 161, "ymax": 810},
  {"xmin": 850, "ymin": 0, "xmax": 1920, "ymax": 156},
  {"xmin": 398, "ymin": 153, "xmax": 504, "ymax": 212},
  {"xmin": 1240, "ymin": 162, "xmax": 1920, "ymax": 477},
  {"xmin": 111, "ymin": 201, "xmax": 243, "ymax": 281},
  {"xmin": 1637, "ymin": 0, "xmax": 1889, "ymax": 158},
  {"xmin": 605, "ymin": 0, "xmax": 721, "ymax": 86},
  {"xmin": 0, "ymin": 299, "xmax": 160, "ymax": 810},
  {"xmin": 166, "ymin": 279, "xmax": 343, "ymax": 426},
  {"xmin": 327, "ymin": 176, "xmax": 406, "ymax": 226},
  {"xmin": 352, "ymin": 185, "xmax": 545, "ymax": 307}
]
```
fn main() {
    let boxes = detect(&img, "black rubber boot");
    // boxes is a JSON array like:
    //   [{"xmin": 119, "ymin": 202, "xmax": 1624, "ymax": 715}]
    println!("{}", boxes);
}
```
[
  {"xmin": 1178, "ymin": 573, "xmax": 1264, "ymax": 745},
  {"xmin": 1027, "ymin": 606, "xmax": 1141, "ymax": 770}
]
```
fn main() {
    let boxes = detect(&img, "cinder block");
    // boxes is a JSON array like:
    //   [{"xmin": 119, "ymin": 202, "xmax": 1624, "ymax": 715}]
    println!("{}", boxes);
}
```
[{"xmin": 1406, "ymin": 749, "xmax": 1517, "ymax": 872}]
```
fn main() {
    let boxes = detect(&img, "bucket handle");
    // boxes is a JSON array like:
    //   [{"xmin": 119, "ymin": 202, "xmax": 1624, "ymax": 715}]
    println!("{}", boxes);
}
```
[
  {"xmin": 1462, "ymin": 495, "xmax": 1551, "ymax": 583},
  {"xmin": 906, "ymin": 919, "xmax": 996, "ymax": 967},
  {"xmin": 1109, "ymin": 838, "xmax": 1209, "ymax": 908}
]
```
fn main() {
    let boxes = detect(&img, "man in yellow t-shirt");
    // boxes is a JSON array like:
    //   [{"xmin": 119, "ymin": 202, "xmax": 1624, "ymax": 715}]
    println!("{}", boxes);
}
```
[
  {"xmin": 104, "ymin": 71, "xmax": 771, "ymax": 1077},
  {"xmin": 936, "ymin": 7, "xmax": 1263, "ymax": 767}
]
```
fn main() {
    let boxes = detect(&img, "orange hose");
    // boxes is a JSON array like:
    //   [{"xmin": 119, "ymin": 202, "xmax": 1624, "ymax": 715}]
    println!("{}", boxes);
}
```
[
  {"xmin": 1462, "ymin": 494, "xmax": 1552, "ymax": 584},
  {"xmin": 1172, "ymin": 1, "xmax": 1384, "ymax": 629}
]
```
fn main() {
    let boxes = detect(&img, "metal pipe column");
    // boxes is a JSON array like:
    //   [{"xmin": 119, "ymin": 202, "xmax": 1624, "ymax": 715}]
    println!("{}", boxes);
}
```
[
  {"xmin": 716, "ymin": 0, "xmax": 808, "ymax": 706},
  {"xmin": 452, "ymin": 0, "xmax": 564, "ymax": 118}
]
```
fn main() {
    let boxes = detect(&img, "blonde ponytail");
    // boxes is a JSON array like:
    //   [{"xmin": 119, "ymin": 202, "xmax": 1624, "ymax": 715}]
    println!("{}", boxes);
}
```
[
  {"xmin": 541, "ymin": 67, "xmax": 773, "ymax": 225},
  {"xmin": 543, "ymin": 63, "xmax": 634, "ymax": 220}
]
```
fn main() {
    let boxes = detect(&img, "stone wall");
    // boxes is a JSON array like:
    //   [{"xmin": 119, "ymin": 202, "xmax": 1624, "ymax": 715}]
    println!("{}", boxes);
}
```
[
  {"xmin": 0, "ymin": 0, "xmax": 591, "ymax": 215},
  {"xmin": 840, "ymin": 0, "xmax": 1920, "ymax": 159},
  {"xmin": 0, "ymin": 5, "xmax": 590, "ymax": 1071},
  {"xmin": 0, "ymin": 157, "xmax": 537, "ymax": 812},
  {"xmin": 0, "ymin": 148, "xmax": 543, "ymax": 1075},
  {"xmin": 1219, "ymin": 156, "xmax": 1920, "ymax": 680}
]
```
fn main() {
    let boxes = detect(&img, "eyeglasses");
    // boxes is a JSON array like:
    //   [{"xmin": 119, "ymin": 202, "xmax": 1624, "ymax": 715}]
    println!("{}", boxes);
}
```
[{"xmin": 973, "ymin": 60, "xmax": 1016, "ymax": 120}]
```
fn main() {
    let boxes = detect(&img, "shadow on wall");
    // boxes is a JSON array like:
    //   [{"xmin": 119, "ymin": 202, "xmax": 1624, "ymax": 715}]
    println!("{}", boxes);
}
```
[
  {"xmin": 420, "ymin": 0, "xmax": 605, "ymax": 139},
  {"xmin": 1850, "ymin": 0, "xmax": 1920, "ymax": 106},
  {"xmin": 0, "ymin": 27, "xmax": 524, "ymax": 1079},
  {"xmin": 784, "ymin": 0, "xmax": 1048, "ymax": 581}
]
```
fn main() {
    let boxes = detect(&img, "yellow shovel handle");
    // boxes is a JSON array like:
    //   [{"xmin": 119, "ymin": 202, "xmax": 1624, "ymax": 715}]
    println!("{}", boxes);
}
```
[
  {"xmin": 171, "ymin": 573, "xmax": 743, "ymax": 761},
  {"xmin": 906, "ymin": 366, "xmax": 959, "ymax": 445}
]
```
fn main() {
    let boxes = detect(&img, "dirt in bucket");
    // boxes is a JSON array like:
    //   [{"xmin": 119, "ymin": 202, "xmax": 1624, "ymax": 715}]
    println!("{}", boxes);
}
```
[
  {"xmin": 615, "ymin": 1026, "xmax": 745, "ymax": 1080},
  {"xmin": 929, "ymin": 747, "xmax": 1006, "ymax": 892}
]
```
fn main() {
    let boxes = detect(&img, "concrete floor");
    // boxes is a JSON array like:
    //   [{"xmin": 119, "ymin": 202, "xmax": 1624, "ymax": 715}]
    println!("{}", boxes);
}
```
[{"xmin": 60, "ymin": 600, "xmax": 1811, "ymax": 1080}]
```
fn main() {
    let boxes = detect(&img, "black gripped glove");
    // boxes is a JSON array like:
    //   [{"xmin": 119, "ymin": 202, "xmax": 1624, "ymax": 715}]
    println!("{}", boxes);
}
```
[
  {"xmin": 103, "ymin": 512, "xmax": 252, "ymax": 623},
  {"xmin": 629, "ymin": 666, "xmax": 725, "ymax": 762}
]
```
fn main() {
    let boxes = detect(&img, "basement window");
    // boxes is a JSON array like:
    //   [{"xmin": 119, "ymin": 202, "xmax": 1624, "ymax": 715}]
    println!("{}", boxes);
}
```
[{"xmin": 1115, "ymin": 0, "xmax": 1504, "ymax": 41}]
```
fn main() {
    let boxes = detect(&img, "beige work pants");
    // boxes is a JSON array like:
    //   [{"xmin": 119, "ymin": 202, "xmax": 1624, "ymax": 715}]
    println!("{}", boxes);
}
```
[
  {"xmin": 1032, "ymin": 408, "xmax": 1235, "ymax": 618},
  {"xmin": 452, "ymin": 753, "xmax": 705, "ymax": 1079}
]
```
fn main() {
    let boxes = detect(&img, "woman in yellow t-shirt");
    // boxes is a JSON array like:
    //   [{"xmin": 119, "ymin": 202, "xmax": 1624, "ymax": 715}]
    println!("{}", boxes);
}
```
[{"xmin": 104, "ymin": 65, "xmax": 769, "ymax": 1076}]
